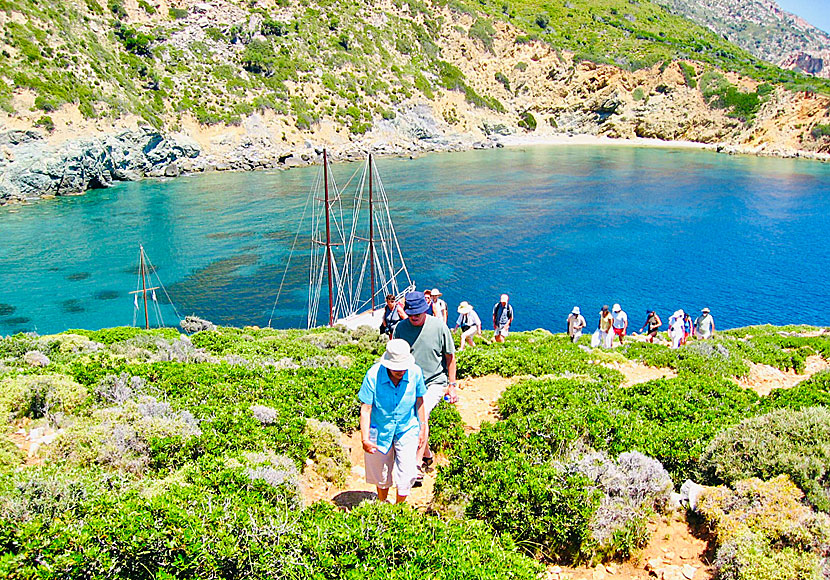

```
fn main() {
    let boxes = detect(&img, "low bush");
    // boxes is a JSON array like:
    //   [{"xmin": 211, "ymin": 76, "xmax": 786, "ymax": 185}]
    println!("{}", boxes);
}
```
[
  {"xmin": 0, "ymin": 469, "xmax": 541, "ymax": 579},
  {"xmin": 304, "ymin": 418, "xmax": 350, "ymax": 485},
  {"xmin": 0, "ymin": 435, "xmax": 24, "ymax": 470},
  {"xmin": 49, "ymin": 396, "xmax": 201, "ymax": 474},
  {"xmin": 427, "ymin": 400, "xmax": 465, "ymax": 451},
  {"xmin": 698, "ymin": 475, "xmax": 830, "ymax": 580},
  {"xmin": 701, "ymin": 406, "xmax": 830, "ymax": 511},
  {"xmin": 0, "ymin": 374, "xmax": 89, "ymax": 423}
]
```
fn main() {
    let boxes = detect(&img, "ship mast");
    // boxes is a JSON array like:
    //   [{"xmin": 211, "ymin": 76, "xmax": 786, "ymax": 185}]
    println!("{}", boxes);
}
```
[
  {"xmin": 369, "ymin": 153, "xmax": 376, "ymax": 312},
  {"xmin": 129, "ymin": 244, "xmax": 159, "ymax": 330},
  {"xmin": 324, "ymin": 149, "xmax": 334, "ymax": 327}
]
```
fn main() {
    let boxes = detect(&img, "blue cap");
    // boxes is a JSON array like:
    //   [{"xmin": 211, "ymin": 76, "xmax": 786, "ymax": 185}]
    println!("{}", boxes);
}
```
[{"xmin": 404, "ymin": 291, "xmax": 431, "ymax": 316}]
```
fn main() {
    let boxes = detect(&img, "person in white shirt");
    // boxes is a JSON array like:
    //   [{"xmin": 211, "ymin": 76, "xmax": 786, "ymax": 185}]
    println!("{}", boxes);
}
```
[
  {"xmin": 694, "ymin": 308, "xmax": 716, "ymax": 339},
  {"xmin": 430, "ymin": 288, "xmax": 448, "ymax": 325},
  {"xmin": 566, "ymin": 307, "xmax": 587, "ymax": 343},
  {"xmin": 454, "ymin": 301, "xmax": 482, "ymax": 350},
  {"xmin": 611, "ymin": 303, "xmax": 628, "ymax": 344}
]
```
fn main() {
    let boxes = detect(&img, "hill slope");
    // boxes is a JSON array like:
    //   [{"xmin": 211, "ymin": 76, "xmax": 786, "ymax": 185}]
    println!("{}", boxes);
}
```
[
  {"xmin": 655, "ymin": 0, "xmax": 830, "ymax": 79},
  {"xmin": 1, "ymin": 0, "xmax": 830, "ymax": 202}
]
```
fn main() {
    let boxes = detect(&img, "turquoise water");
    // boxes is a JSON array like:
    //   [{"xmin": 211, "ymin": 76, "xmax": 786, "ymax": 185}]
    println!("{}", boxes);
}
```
[{"xmin": 1, "ymin": 145, "xmax": 828, "ymax": 335}]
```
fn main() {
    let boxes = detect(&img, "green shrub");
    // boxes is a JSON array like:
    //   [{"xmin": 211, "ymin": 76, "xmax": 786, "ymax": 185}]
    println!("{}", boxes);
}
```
[
  {"xmin": 137, "ymin": 0, "xmax": 155, "ymax": 14},
  {"xmin": 0, "ymin": 435, "xmax": 24, "ymax": 470},
  {"xmin": 0, "ymin": 374, "xmax": 88, "ymax": 423},
  {"xmin": 632, "ymin": 87, "xmax": 645, "ymax": 101},
  {"xmin": 518, "ymin": 111, "xmax": 537, "ymax": 131},
  {"xmin": 304, "ymin": 418, "xmax": 350, "ymax": 485},
  {"xmin": 469, "ymin": 18, "xmax": 496, "ymax": 52},
  {"xmin": 33, "ymin": 115, "xmax": 55, "ymax": 132},
  {"xmin": 495, "ymin": 71, "xmax": 510, "ymax": 91},
  {"xmin": 698, "ymin": 475, "xmax": 830, "ymax": 580},
  {"xmin": 701, "ymin": 407, "xmax": 830, "ymax": 511},
  {"xmin": 427, "ymin": 400, "xmax": 465, "ymax": 451},
  {"xmin": 678, "ymin": 62, "xmax": 697, "ymax": 88},
  {"xmin": 168, "ymin": 7, "xmax": 188, "ymax": 19},
  {"xmin": 113, "ymin": 23, "xmax": 154, "ymax": 57},
  {"xmin": 811, "ymin": 124, "xmax": 830, "ymax": 139}
]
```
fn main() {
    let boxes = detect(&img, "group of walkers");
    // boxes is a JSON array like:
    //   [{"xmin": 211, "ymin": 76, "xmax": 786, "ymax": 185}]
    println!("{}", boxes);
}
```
[
  {"xmin": 362, "ymin": 289, "xmax": 512, "ymax": 503},
  {"xmin": 380, "ymin": 289, "xmax": 514, "ymax": 351},
  {"xmin": 565, "ymin": 303, "xmax": 716, "ymax": 348},
  {"xmin": 362, "ymin": 291, "xmax": 716, "ymax": 503}
]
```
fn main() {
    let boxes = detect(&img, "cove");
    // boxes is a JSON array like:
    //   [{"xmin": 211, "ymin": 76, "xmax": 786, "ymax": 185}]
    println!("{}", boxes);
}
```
[{"xmin": 0, "ymin": 145, "xmax": 828, "ymax": 335}]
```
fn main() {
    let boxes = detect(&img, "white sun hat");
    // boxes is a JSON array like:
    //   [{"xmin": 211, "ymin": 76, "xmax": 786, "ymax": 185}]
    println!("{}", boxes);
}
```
[
  {"xmin": 612, "ymin": 303, "xmax": 621, "ymax": 312},
  {"xmin": 572, "ymin": 306, "xmax": 580, "ymax": 315},
  {"xmin": 457, "ymin": 301, "xmax": 473, "ymax": 314},
  {"xmin": 380, "ymin": 338, "xmax": 415, "ymax": 371}
]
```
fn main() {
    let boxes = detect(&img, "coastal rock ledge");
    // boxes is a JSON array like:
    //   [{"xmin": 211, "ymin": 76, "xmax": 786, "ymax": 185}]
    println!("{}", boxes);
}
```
[{"xmin": 0, "ymin": 128, "xmax": 200, "ymax": 204}]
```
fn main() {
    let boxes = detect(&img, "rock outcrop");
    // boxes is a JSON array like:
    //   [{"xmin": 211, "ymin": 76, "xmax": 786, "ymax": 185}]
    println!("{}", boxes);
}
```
[{"xmin": 0, "ymin": 128, "xmax": 200, "ymax": 203}]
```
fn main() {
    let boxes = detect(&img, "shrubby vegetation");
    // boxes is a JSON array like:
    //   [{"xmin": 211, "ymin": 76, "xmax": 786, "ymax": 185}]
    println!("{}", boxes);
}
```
[
  {"xmin": 698, "ymin": 475, "xmax": 830, "ymax": 580},
  {"xmin": 0, "ymin": 323, "xmax": 828, "ymax": 574},
  {"xmin": 701, "ymin": 406, "xmax": 830, "ymax": 512}
]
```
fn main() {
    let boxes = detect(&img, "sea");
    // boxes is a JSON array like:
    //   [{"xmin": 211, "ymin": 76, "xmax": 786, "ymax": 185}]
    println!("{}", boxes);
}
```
[{"xmin": 1, "ymin": 145, "xmax": 828, "ymax": 335}]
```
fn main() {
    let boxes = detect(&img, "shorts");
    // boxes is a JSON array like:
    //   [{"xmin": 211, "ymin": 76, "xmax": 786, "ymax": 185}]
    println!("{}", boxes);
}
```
[
  {"xmin": 423, "ymin": 381, "xmax": 447, "ymax": 417},
  {"xmin": 364, "ymin": 427, "xmax": 419, "ymax": 495},
  {"xmin": 495, "ymin": 325, "xmax": 509, "ymax": 338},
  {"xmin": 613, "ymin": 327, "xmax": 625, "ymax": 336}
]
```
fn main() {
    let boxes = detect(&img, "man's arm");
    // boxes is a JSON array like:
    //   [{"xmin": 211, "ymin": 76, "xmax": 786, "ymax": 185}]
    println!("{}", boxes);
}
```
[{"xmin": 445, "ymin": 353, "xmax": 458, "ymax": 403}]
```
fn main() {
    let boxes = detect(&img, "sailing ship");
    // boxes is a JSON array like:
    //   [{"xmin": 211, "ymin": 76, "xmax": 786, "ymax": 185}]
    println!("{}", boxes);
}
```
[
  {"xmin": 271, "ymin": 150, "xmax": 414, "ymax": 330},
  {"xmin": 129, "ymin": 245, "xmax": 181, "ymax": 329}
]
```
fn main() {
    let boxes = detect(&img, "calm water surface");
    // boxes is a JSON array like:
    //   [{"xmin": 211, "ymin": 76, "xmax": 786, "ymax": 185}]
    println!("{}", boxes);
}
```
[{"xmin": 1, "ymin": 145, "xmax": 828, "ymax": 334}]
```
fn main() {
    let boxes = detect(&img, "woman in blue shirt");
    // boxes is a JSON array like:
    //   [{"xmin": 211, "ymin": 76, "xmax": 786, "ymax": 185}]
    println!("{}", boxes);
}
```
[{"xmin": 358, "ymin": 338, "xmax": 427, "ymax": 503}]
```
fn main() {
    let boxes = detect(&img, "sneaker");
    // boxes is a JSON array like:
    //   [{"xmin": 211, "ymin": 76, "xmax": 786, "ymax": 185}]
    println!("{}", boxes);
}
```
[{"xmin": 422, "ymin": 456, "xmax": 434, "ymax": 472}]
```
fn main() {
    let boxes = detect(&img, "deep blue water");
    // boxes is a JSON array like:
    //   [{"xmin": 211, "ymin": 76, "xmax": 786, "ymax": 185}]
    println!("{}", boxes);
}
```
[{"xmin": 1, "ymin": 145, "xmax": 828, "ymax": 335}]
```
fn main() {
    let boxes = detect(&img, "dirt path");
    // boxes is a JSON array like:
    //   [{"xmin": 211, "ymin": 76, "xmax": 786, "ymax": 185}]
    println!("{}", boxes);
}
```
[
  {"xmin": 551, "ymin": 513, "xmax": 713, "ymax": 580},
  {"xmin": 300, "ymin": 374, "xmax": 515, "ymax": 509},
  {"xmin": 736, "ymin": 354, "xmax": 829, "ymax": 396}
]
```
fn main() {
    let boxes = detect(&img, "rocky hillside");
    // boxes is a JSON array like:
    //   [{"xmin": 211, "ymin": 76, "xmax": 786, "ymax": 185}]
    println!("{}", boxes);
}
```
[
  {"xmin": 655, "ymin": 0, "xmax": 830, "ymax": 79},
  {"xmin": 2, "ymin": 0, "xmax": 830, "ymax": 203}
]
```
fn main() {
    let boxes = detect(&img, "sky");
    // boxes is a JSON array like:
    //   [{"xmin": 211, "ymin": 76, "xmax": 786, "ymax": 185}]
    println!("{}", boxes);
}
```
[{"xmin": 775, "ymin": 0, "xmax": 830, "ymax": 35}]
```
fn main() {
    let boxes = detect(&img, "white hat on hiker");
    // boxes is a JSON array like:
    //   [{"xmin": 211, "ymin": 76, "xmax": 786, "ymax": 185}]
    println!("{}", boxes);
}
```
[
  {"xmin": 572, "ymin": 306, "xmax": 580, "ymax": 315},
  {"xmin": 612, "ymin": 303, "xmax": 621, "ymax": 312},
  {"xmin": 431, "ymin": 288, "xmax": 442, "ymax": 296},
  {"xmin": 500, "ymin": 294, "xmax": 509, "ymax": 302},
  {"xmin": 380, "ymin": 339, "xmax": 415, "ymax": 371},
  {"xmin": 702, "ymin": 307, "xmax": 710, "ymax": 313},
  {"xmin": 457, "ymin": 301, "xmax": 473, "ymax": 314}
]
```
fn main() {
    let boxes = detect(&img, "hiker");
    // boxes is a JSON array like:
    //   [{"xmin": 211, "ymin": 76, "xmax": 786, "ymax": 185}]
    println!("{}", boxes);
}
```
[
  {"xmin": 455, "ymin": 301, "xmax": 482, "ymax": 351},
  {"xmin": 380, "ymin": 294, "xmax": 407, "ymax": 338},
  {"xmin": 638, "ymin": 310, "xmax": 662, "ymax": 343},
  {"xmin": 431, "ymin": 288, "xmax": 448, "ymax": 325},
  {"xmin": 695, "ymin": 307, "xmax": 716, "ymax": 339},
  {"xmin": 566, "ymin": 307, "xmax": 587, "ymax": 343},
  {"xmin": 492, "ymin": 294, "xmax": 514, "ymax": 343},
  {"xmin": 612, "ymin": 303, "xmax": 628, "ymax": 344},
  {"xmin": 682, "ymin": 312, "xmax": 694, "ymax": 345},
  {"xmin": 359, "ymin": 338, "xmax": 427, "ymax": 504},
  {"xmin": 393, "ymin": 291, "xmax": 457, "ymax": 483},
  {"xmin": 423, "ymin": 289, "xmax": 433, "ymax": 311},
  {"xmin": 598, "ymin": 305, "xmax": 614, "ymax": 348},
  {"xmin": 668, "ymin": 310, "xmax": 685, "ymax": 349}
]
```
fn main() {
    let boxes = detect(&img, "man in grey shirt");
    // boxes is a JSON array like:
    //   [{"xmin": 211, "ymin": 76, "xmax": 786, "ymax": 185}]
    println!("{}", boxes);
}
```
[{"xmin": 394, "ymin": 291, "xmax": 457, "ymax": 478}]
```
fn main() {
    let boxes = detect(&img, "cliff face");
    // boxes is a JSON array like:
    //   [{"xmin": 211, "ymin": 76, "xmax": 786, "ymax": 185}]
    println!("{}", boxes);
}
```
[
  {"xmin": 1, "ymin": 0, "xmax": 830, "ymax": 203},
  {"xmin": 655, "ymin": 0, "xmax": 830, "ymax": 79}
]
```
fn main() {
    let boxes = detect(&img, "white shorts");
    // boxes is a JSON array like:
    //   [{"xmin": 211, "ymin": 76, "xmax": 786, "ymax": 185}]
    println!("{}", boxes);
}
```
[
  {"xmin": 364, "ymin": 427, "xmax": 419, "ymax": 496},
  {"xmin": 495, "ymin": 325, "xmax": 509, "ymax": 337},
  {"xmin": 423, "ymin": 381, "xmax": 447, "ymax": 418}
]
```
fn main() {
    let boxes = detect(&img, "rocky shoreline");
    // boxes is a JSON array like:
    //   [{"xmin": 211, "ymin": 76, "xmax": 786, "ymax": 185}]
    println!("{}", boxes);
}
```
[{"xmin": 1, "ymin": 115, "xmax": 828, "ymax": 206}]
